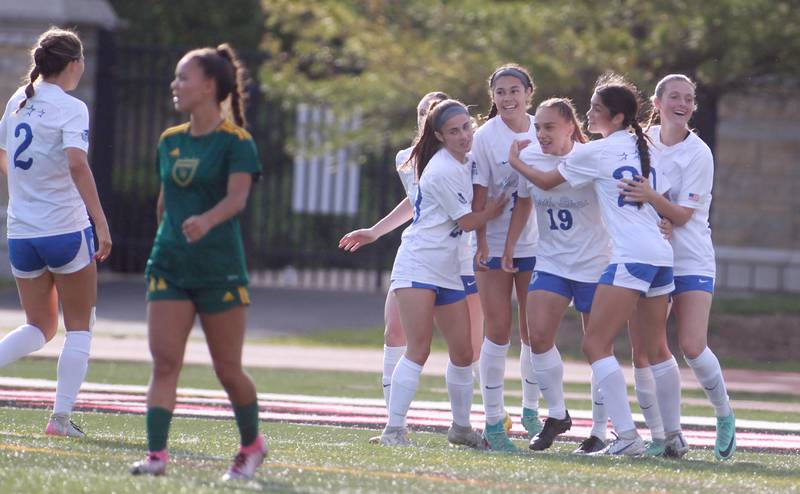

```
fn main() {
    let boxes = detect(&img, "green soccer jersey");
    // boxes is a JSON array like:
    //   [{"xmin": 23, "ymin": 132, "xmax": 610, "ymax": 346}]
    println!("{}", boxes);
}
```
[{"xmin": 145, "ymin": 120, "xmax": 262, "ymax": 288}]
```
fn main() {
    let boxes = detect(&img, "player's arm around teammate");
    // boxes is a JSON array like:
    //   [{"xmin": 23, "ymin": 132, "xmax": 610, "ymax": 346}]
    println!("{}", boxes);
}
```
[
  {"xmin": 471, "ymin": 65, "xmax": 543, "ymax": 450},
  {"xmin": 621, "ymin": 74, "xmax": 735, "ymax": 460},
  {"xmin": 381, "ymin": 100, "xmax": 505, "ymax": 448},
  {"xmin": 509, "ymin": 74, "xmax": 678, "ymax": 456},
  {"xmin": 502, "ymin": 98, "xmax": 615, "ymax": 453},
  {"xmin": 0, "ymin": 28, "xmax": 111, "ymax": 437},
  {"xmin": 130, "ymin": 44, "xmax": 266, "ymax": 481}
]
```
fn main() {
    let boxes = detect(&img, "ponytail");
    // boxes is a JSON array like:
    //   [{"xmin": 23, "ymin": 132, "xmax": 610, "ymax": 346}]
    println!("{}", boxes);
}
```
[
  {"xmin": 595, "ymin": 72, "xmax": 651, "ymax": 209},
  {"xmin": 16, "ymin": 28, "xmax": 82, "ymax": 113},
  {"xmin": 631, "ymin": 121, "xmax": 650, "ymax": 179},
  {"xmin": 187, "ymin": 43, "xmax": 250, "ymax": 128},
  {"xmin": 17, "ymin": 66, "xmax": 41, "ymax": 113}
]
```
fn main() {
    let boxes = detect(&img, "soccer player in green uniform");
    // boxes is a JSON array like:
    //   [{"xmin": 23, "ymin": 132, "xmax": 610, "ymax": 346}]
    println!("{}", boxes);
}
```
[{"xmin": 129, "ymin": 43, "xmax": 265, "ymax": 481}]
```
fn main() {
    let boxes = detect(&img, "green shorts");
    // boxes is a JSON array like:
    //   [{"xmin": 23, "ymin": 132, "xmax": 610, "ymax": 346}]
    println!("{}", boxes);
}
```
[{"xmin": 146, "ymin": 274, "xmax": 251, "ymax": 314}]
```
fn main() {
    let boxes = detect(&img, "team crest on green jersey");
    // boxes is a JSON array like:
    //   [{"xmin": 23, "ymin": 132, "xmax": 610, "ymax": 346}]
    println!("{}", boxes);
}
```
[{"xmin": 172, "ymin": 158, "xmax": 199, "ymax": 187}]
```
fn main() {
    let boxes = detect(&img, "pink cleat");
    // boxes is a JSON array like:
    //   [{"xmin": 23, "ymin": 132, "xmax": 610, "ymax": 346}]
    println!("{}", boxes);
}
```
[
  {"xmin": 222, "ymin": 434, "xmax": 268, "ymax": 482},
  {"xmin": 130, "ymin": 450, "xmax": 168, "ymax": 476},
  {"xmin": 44, "ymin": 413, "xmax": 85, "ymax": 438}
]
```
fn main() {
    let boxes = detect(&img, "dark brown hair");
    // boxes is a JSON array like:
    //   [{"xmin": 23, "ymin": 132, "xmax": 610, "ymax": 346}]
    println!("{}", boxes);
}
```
[
  {"xmin": 594, "ymin": 73, "xmax": 651, "ymax": 182},
  {"xmin": 184, "ymin": 43, "xmax": 250, "ymax": 127},
  {"xmin": 405, "ymin": 99, "xmax": 469, "ymax": 180},
  {"xmin": 536, "ymin": 98, "xmax": 588, "ymax": 144},
  {"xmin": 485, "ymin": 64, "xmax": 535, "ymax": 120},
  {"xmin": 16, "ymin": 27, "xmax": 83, "ymax": 113},
  {"xmin": 645, "ymin": 73, "xmax": 697, "ymax": 130}
]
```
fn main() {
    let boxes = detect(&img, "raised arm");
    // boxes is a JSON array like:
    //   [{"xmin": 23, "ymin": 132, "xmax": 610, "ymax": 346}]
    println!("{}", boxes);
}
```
[
  {"xmin": 339, "ymin": 198, "xmax": 414, "ymax": 252},
  {"xmin": 508, "ymin": 139, "xmax": 566, "ymax": 191}
]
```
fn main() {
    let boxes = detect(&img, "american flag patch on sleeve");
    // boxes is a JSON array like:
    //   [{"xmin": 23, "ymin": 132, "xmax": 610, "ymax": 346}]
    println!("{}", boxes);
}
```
[{"xmin": 688, "ymin": 193, "xmax": 700, "ymax": 201}]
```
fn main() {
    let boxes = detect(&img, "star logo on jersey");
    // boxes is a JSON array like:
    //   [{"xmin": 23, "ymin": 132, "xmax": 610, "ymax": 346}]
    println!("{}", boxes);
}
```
[
  {"xmin": 81, "ymin": 130, "xmax": 89, "ymax": 142},
  {"xmin": 170, "ymin": 147, "xmax": 180, "ymax": 158},
  {"xmin": 172, "ymin": 158, "xmax": 199, "ymax": 187}
]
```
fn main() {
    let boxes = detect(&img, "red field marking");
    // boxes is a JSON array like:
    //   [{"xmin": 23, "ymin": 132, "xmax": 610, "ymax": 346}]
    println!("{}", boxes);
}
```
[{"xmin": 1, "ymin": 383, "xmax": 798, "ymax": 452}]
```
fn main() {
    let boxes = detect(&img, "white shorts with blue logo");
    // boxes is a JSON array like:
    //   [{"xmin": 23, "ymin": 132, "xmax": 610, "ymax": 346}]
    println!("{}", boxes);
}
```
[
  {"xmin": 598, "ymin": 263, "xmax": 674, "ymax": 298},
  {"xmin": 8, "ymin": 226, "xmax": 95, "ymax": 279}
]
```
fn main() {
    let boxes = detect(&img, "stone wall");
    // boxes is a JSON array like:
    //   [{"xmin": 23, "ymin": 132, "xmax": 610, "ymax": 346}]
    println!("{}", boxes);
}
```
[{"xmin": 713, "ymin": 85, "xmax": 800, "ymax": 292}]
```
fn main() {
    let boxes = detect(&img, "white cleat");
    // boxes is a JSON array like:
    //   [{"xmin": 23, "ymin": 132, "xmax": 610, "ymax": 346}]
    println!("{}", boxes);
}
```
[
  {"xmin": 379, "ymin": 426, "xmax": 411, "ymax": 446},
  {"xmin": 222, "ymin": 434, "xmax": 268, "ymax": 482},
  {"xmin": 447, "ymin": 423, "xmax": 486, "ymax": 449},
  {"xmin": 130, "ymin": 451, "xmax": 168, "ymax": 476},
  {"xmin": 590, "ymin": 432, "xmax": 646, "ymax": 456},
  {"xmin": 44, "ymin": 413, "xmax": 86, "ymax": 438},
  {"xmin": 664, "ymin": 431, "xmax": 690, "ymax": 458}
]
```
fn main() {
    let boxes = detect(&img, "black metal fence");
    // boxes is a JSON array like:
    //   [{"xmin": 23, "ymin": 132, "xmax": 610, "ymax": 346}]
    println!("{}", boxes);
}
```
[{"xmin": 91, "ymin": 30, "xmax": 405, "ymax": 286}]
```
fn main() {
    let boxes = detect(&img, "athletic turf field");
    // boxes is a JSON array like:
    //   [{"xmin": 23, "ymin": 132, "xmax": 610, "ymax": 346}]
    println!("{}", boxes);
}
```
[{"xmin": 1, "ymin": 358, "xmax": 799, "ymax": 493}]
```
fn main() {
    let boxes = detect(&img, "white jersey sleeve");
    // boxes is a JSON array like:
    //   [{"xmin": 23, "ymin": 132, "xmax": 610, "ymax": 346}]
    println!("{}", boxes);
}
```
[
  {"xmin": 674, "ymin": 146, "xmax": 712, "ymax": 209},
  {"xmin": 61, "ymin": 100, "xmax": 90, "ymax": 152},
  {"xmin": 558, "ymin": 140, "xmax": 600, "ymax": 188},
  {"xmin": 0, "ymin": 103, "xmax": 8, "ymax": 151}
]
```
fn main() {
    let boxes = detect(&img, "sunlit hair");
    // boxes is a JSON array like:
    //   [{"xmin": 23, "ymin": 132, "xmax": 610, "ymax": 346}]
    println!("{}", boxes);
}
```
[
  {"xmin": 399, "ymin": 91, "xmax": 450, "ymax": 175},
  {"xmin": 483, "ymin": 63, "xmax": 535, "ymax": 121},
  {"xmin": 183, "ymin": 43, "xmax": 250, "ymax": 127},
  {"xmin": 16, "ymin": 27, "xmax": 82, "ymax": 113},
  {"xmin": 404, "ymin": 99, "xmax": 469, "ymax": 180},
  {"xmin": 645, "ymin": 73, "xmax": 697, "ymax": 130},
  {"xmin": 594, "ymin": 72, "xmax": 650, "ymax": 208},
  {"xmin": 536, "ymin": 98, "xmax": 588, "ymax": 144}
]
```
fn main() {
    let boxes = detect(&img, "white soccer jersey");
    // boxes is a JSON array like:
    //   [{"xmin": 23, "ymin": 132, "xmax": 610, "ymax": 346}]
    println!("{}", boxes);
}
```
[
  {"xmin": 395, "ymin": 146, "xmax": 415, "ymax": 202},
  {"xmin": 557, "ymin": 130, "xmax": 673, "ymax": 266},
  {"xmin": 391, "ymin": 147, "xmax": 473, "ymax": 290},
  {"xmin": 517, "ymin": 144, "xmax": 611, "ymax": 282},
  {"xmin": 0, "ymin": 82, "xmax": 91, "ymax": 238},
  {"xmin": 471, "ymin": 115, "xmax": 539, "ymax": 257},
  {"xmin": 648, "ymin": 126, "xmax": 716, "ymax": 277}
]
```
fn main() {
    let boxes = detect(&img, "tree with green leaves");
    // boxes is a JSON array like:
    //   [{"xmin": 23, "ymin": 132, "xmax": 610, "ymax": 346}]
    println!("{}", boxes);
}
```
[{"xmin": 260, "ymin": 0, "xmax": 800, "ymax": 151}]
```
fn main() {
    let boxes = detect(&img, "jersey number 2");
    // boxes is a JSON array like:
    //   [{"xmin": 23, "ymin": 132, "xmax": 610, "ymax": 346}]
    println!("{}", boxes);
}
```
[
  {"xmin": 613, "ymin": 165, "xmax": 656, "ymax": 207},
  {"xmin": 13, "ymin": 123, "xmax": 34, "ymax": 170}
]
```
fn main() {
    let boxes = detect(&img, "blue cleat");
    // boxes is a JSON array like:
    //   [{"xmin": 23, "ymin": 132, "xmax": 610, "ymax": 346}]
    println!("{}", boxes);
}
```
[{"xmin": 715, "ymin": 412, "xmax": 736, "ymax": 460}]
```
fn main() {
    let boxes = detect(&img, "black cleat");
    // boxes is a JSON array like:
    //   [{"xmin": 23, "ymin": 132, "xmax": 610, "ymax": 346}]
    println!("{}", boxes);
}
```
[
  {"xmin": 529, "ymin": 410, "xmax": 572, "ymax": 451},
  {"xmin": 572, "ymin": 434, "xmax": 607, "ymax": 454}
]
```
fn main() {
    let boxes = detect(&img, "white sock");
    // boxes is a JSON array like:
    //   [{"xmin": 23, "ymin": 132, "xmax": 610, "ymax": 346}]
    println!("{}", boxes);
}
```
[
  {"xmin": 532, "ymin": 346, "xmax": 566, "ymax": 419},
  {"xmin": 651, "ymin": 356, "xmax": 682, "ymax": 434},
  {"xmin": 520, "ymin": 343, "xmax": 540, "ymax": 410},
  {"xmin": 686, "ymin": 347, "xmax": 731, "ymax": 417},
  {"xmin": 446, "ymin": 361, "xmax": 474, "ymax": 428},
  {"xmin": 591, "ymin": 356, "xmax": 635, "ymax": 434},
  {"xmin": 471, "ymin": 360, "xmax": 480, "ymax": 382},
  {"xmin": 0, "ymin": 324, "xmax": 46, "ymax": 368},
  {"xmin": 590, "ymin": 378, "xmax": 608, "ymax": 440},
  {"xmin": 479, "ymin": 338, "xmax": 509, "ymax": 425},
  {"xmin": 634, "ymin": 366, "xmax": 665, "ymax": 440},
  {"xmin": 387, "ymin": 356, "xmax": 422, "ymax": 428},
  {"xmin": 53, "ymin": 331, "xmax": 92, "ymax": 415},
  {"xmin": 382, "ymin": 345, "xmax": 406, "ymax": 409}
]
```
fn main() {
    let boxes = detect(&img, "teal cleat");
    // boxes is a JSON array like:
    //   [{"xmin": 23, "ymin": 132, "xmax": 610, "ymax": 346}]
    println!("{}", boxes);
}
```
[
  {"xmin": 715, "ymin": 412, "xmax": 736, "ymax": 460},
  {"xmin": 643, "ymin": 438, "xmax": 666, "ymax": 457},
  {"xmin": 521, "ymin": 407, "xmax": 542, "ymax": 438},
  {"xmin": 482, "ymin": 420, "xmax": 519, "ymax": 452}
]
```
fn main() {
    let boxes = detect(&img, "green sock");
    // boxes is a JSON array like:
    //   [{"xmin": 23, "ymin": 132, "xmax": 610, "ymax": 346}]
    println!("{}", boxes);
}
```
[
  {"xmin": 146, "ymin": 407, "xmax": 173, "ymax": 452},
  {"xmin": 233, "ymin": 400, "xmax": 260, "ymax": 446}
]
